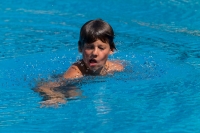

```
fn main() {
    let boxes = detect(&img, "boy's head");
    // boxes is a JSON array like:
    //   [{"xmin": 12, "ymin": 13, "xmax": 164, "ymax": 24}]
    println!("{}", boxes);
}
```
[{"xmin": 78, "ymin": 19, "xmax": 116, "ymax": 52}]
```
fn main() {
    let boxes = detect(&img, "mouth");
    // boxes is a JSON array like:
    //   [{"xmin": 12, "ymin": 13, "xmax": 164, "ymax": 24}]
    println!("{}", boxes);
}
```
[{"xmin": 89, "ymin": 59, "xmax": 97, "ymax": 66}]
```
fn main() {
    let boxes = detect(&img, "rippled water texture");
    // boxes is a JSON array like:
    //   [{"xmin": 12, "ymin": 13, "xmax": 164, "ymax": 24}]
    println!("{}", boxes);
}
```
[{"xmin": 1, "ymin": 0, "xmax": 200, "ymax": 132}]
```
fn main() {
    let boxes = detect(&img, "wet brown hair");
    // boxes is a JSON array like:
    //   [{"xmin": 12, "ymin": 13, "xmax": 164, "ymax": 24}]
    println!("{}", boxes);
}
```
[{"xmin": 78, "ymin": 19, "xmax": 116, "ymax": 51}]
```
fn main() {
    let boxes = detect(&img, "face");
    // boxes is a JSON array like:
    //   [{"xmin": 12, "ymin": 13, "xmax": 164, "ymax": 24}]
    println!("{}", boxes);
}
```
[{"xmin": 81, "ymin": 39, "xmax": 113, "ymax": 71}]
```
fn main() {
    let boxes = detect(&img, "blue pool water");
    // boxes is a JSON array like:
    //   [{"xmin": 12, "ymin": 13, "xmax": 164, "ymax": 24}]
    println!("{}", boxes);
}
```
[{"xmin": 1, "ymin": 0, "xmax": 200, "ymax": 132}]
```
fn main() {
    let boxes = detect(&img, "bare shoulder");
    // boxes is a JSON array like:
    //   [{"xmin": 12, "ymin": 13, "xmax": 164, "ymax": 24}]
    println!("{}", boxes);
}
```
[
  {"xmin": 107, "ymin": 60, "xmax": 124, "ymax": 72},
  {"xmin": 63, "ymin": 64, "xmax": 83, "ymax": 79}
]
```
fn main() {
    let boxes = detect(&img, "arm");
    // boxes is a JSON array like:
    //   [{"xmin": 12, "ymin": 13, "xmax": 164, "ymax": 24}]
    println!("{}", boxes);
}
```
[
  {"xmin": 35, "ymin": 81, "xmax": 82, "ymax": 107},
  {"xmin": 34, "ymin": 82, "xmax": 66, "ymax": 107},
  {"xmin": 34, "ymin": 65, "xmax": 83, "ymax": 107}
]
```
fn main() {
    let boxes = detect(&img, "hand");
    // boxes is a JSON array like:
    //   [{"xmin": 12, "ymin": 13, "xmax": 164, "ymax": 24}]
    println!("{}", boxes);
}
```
[{"xmin": 40, "ymin": 98, "xmax": 66, "ymax": 108}]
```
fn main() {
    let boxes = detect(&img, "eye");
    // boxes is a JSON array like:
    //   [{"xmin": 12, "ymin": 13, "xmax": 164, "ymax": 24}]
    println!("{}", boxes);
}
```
[
  {"xmin": 99, "ymin": 47, "xmax": 105, "ymax": 50},
  {"xmin": 85, "ymin": 44, "xmax": 94, "ymax": 49}
]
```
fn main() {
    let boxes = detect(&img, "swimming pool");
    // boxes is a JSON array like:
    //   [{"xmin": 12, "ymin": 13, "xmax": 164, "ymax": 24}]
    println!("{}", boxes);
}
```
[{"xmin": 1, "ymin": 0, "xmax": 200, "ymax": 132}]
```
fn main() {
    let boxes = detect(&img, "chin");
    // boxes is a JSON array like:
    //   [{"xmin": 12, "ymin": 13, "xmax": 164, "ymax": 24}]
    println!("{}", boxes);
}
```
[
  {"xmin": 89, "ymin": 66, "xmax": 101, "ymax": 71},
  {"xmin": 89, "ymin": 67, "xmax": 98, "ymax": 71}
]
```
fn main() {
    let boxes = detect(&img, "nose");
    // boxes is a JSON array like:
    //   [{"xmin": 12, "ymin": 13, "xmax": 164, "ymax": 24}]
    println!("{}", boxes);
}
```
[{"xmin": 92, "ymin": 48, "xmax": 98, "ymax": 56}]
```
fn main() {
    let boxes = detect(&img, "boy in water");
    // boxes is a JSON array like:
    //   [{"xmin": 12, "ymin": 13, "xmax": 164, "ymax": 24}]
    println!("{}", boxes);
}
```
[
  {"xmin": 64, "ymin": 19, "xmax": 123, "ymax": 78},
  {"xmin": 36, "ymin": 19, "xmax": 123, "ymax": 106}
]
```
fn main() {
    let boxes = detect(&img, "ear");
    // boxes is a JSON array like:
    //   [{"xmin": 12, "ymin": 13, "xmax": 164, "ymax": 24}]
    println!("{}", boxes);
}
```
[
  {"xmin": 109, "ymin": 48, "xmax": 114, "ymax": 54},
  {"xmin": 78, "ymin": 46, "xmax": 82, "ymax": 52}
]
